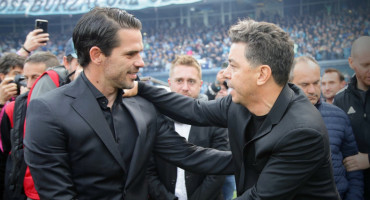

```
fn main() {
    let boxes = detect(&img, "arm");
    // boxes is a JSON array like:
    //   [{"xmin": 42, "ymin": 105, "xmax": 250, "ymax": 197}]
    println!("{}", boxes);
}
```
[
  {"xmin": 341, "ymin": 115, "xmax": 364, "ymax": 200},
  {"xmin": 17, "ymin": 29, "xmax": 49, "ymax": 57},
  {"xmin": 236, "ymin": 129, "xmax": 327, "ymax": 199},
  {"xmin": 189, "ymin": 127, "xmax": 228, "ymax": 200},
  {"xmin": 147, "ymin": 156, "xmax": 178, "ymax": 200},
  {"xmin": 153, "ymin": 113, "xmax": 234, "ymax": 175},
  {"xmin": 23, "ymin": 98, "xmax": 77, "ymax": 199},
  {"xmin": 138, "ymin": 82, "xmax": 229, "ymax": 128}
]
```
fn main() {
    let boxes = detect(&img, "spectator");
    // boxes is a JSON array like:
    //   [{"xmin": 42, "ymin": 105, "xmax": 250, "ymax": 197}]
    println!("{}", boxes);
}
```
[
  {"xmin": 321, "ymin": 68, "xmax": 346, "ymax": 104},
  {"xmin": 290, "ymin": 55, "xmax": 364, "ymax": 200},
  {"xmin": 148, "ymin": 55, "xmax": 228, "ymax": 200},
  {"xmin": 16, "ymin": 29, "xmax": 49, "ymax": 58},
  {"xmin": 334, "ymin": 36, "xmax": 370, "ymax": 200}
]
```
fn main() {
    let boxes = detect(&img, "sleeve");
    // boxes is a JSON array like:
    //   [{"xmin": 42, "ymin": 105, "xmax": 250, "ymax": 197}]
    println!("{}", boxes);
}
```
[
  {"xmin": 138, "ymin": 82, "xmax": 229, "ymax": 128},
  {"xmin": 23, "ymin": 98, "xmax": 77, "ymax": 199},
  {"xmin": 236, "ymin": 129, "xmax": 328, "ymax": 200},
  {"xmin": 152, "ymin": 113, "xmax": 234, "ymax": 175},
  {"xmin": 147, "ymin": 156, "xmax": 178, "ymax": 200},
  {"xmin": 342, "ymin": 114, "xmax": 364, "ymax": 200},
  {"xmin": 189, "ymin": 127, "xmax": 228, "ymax": 200}
]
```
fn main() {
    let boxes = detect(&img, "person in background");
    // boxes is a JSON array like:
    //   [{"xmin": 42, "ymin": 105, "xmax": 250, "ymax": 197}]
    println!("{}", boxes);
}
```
[
  {"xmin": 148, "ymin": 55, "xmax": 228, "ymax": 200},
  {"xmin": 290, "ymin": 55, "xmax": 364, "ymax": 200},
  {"xmin": 1, "ymin": 51, "xmax": 60, "ymax": 200},
  {"xmin": 334, "ymin": 36, "xmax": 370, "ymax": 200},
  {"xmin": 205, "ymin": 67, "xmax": 227, "ymax": 100},
  {"xmin": 321, "ymin": 68, "xmax": 346, "ymax": 104},
  {"xmin": 0, "ymin": 53, "xmax": 25, "ymax": 199}
]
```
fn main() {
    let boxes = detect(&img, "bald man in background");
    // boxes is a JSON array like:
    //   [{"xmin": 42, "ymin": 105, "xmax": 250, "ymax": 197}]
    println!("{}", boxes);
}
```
[{"xmin": 334, "ymin": 36, "xmax": 370, "ymax": 200}]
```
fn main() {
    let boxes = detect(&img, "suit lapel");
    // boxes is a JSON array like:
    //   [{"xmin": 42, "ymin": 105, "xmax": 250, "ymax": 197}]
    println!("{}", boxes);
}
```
[
  {"xmin": 122, "ymin": 97, "xmax": 147, "ymax": 188},
  {"xmin": 67, "ymin": 77, "xmax": 126, "ymax": 172}
]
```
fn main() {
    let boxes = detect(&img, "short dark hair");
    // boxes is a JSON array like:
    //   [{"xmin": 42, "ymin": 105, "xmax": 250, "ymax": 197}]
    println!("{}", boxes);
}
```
[
  {"xmin": 228, "ymin": 19, "xmax": 294, "ymax": 86},
  {"xmin": 73, "ymin": 7, "xmax": 142, "ymax": 67},
  {"xmin": 324, "ymin": 68, "xmax": 345, "ymax": 82},
  {"xmin": 0, "ymin": 53, "xmax": 25, "ymax": 74},
  {"xmin": 25, "ymin": 51, "xmax": 60, "ymax": 69}
]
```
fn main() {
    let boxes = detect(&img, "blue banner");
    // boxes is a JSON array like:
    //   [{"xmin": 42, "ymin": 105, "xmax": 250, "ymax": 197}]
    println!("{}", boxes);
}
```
[{"xmin": 0, "ymin": 0, "xmax": 201, "ymax": 15}]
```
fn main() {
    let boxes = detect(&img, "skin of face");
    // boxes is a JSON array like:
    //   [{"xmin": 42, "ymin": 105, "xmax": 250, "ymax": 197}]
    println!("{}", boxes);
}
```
[
  {"xmin": 223, "ymin": 42, "xmax": 258, "ymax": 107},
  {"xmin": 100, "ymin": 29, "xmax": 144, "ymax": 90},
  {"xmin": 168, "ymin": 65, "xmax": 203, "ymax": 99},
  {"xmin": 23, "ymin": 62, "xmax": 47, "ymax": 89},
  {"xmin": 292, "ymin": 61, "xmax": 321, "ymax": 105},
  {"xmin": 321, "ymin": 72, "xmax": 345, "ymax": 100},
  {"xmin": 349, "ymin": 49, "xmax": 370, "ymax": 91},
  {"xmin": 63, "ymin": 57, "xmax": 80, "ymax": 75},
  {"xmin": 5, "ymin": 66, "xmax": 23, "ymax": 79}
]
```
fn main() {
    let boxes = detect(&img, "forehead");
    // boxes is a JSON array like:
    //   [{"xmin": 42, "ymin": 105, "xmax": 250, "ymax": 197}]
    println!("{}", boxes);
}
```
[
  {"xmin": 322, "ymin": 72, "xmax": 340, "ymax": 81},
  {"xmin": 116, "ymin": 29, "xmax": 143, "ymax": 49},
  {"xmin": 171, "ymin": 65, "xmax": 201, "ymax": 79},
  {"xmin": 293, "ymin": 61, "xmax": 320, "ymax": 80},
  {"xmin": 229, "ymin": 43, "xmax": 247, "ymax": 63}
]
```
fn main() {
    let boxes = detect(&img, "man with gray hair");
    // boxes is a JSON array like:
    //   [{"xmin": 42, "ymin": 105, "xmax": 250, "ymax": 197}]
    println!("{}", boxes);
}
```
[
  {"xmin": 132, "ymin": 19, "xmax": 340, "ymax": 199},
  {"xmin": 290, "ymin": 55, "xmax": 363, "ymax": 200}
]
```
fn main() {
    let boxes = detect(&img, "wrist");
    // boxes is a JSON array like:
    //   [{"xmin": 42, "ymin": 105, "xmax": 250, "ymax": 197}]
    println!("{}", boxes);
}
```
[{"xmin": 22, "ymin": 45, "xmax": 31, "ymax": 54}]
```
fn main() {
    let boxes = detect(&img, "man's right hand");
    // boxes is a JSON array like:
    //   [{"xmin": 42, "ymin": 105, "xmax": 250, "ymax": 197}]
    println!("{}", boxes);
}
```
[{"xmin": 0, "ymin": 78, "xmax": 18, "ymax": 105}]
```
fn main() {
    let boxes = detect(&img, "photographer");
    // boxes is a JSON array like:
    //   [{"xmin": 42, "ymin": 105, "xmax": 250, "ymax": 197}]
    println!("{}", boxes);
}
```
[
  {"xmin": 0, "ymin": 52, "xmax": 59, "ymax": 200},
  {"xmin": 0, "ymin": 53, "xmax": 25, "ymax": 108}
]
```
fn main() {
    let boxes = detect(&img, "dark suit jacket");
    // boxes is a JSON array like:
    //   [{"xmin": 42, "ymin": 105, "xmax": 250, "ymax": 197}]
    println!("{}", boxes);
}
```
[
  {"xmin": 138, "ymin": 82, "xmax": 341, "ymax": 200},
  {"xmin": 23, "ymin": 75, "xmax": 234, "ymax": 200},
  {"xmin": 148, "ymin": 122, "xmax": 229, "ymax": 200}
]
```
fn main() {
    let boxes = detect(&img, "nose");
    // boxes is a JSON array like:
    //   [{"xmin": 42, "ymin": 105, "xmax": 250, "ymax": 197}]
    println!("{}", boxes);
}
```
[
  {"xmin": 27, "ymin": 79, "xmax": 34, "ymax": 90},
  {"xmin": 223, "ymin": 65, "xmax": 232, "ymax": 80},
  {"xmin": 134, "ymin": 54, "xmax": 145, "ymax": 68},
  {"xmin": 306, "ymin": 84, "xmax": 316, "ymax": 94}
]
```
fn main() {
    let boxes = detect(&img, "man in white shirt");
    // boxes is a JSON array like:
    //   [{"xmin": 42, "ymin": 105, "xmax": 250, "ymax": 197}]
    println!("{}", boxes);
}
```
[{"xmin": 147, "ymin": 55, "xmax": 229, "ymax": 200}]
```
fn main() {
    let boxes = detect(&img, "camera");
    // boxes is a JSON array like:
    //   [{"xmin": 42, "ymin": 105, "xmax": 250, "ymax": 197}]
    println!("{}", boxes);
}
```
[{"xmin": 9, "ymin": 74, "xmax": 27, "ymax": 95}]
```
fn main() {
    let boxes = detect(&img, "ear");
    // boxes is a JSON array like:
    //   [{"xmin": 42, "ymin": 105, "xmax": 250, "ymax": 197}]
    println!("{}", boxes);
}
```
[
  {"xmin": 0, "ymin": 73, "xmax": 5, "ymax": 82},
  {"xmin": 348, "ymin": 57, "xmax": 354, "ymax": 70},
  {"xmin": 90, "ymin": 46, "xmax": 104, "ymax": 65},
  {"xmin": 200, "ymin": 80, "xmax": 203, "ymax": 87},
  {"xmin": 256, "ymin": 65, "xmax": 272, "ymax": 86}
]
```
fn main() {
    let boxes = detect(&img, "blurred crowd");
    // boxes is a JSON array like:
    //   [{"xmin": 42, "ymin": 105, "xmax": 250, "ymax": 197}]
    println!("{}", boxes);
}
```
[{"xmin": 0, "ymin": 6, "xmax": 369, "ymax": 74}]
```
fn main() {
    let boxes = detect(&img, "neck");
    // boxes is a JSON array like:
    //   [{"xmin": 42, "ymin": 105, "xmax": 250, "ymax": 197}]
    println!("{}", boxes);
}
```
[
  {"xmin": 356, "ymin": 80, "xmax": 369, "ymax": 92},
  {"xmin": 84, "ymin": 67, "xmax": 117, "ymax": 108},
  {"xmin": 245, "ymin": 83, "xmax": 283, "ymax": 116},
  {"xmin": 326, "ymin": 97, "xmax": 334, "ymax": 104}
]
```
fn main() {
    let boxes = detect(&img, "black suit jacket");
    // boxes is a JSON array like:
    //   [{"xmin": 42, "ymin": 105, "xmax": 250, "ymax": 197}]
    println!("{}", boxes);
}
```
[
  {"xmin": 138, "ymin": 82, "xmax": 341, "ymax": 200},
  {"xmin": 148, "ymin": 122, "xmax": 229, "ymax": 200},
  {"xmin": 23, "ymin": 75, "xmax": 234, "ymax": 200}
]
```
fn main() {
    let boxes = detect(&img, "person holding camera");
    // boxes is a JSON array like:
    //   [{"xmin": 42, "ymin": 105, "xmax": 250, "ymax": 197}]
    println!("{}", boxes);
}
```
[{"xmin": 0, "ymin": 51, "xmax": 59, "ymax": 200}]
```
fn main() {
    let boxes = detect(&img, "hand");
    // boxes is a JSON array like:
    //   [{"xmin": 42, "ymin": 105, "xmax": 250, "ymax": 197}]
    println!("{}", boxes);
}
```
[
  {"xmin": 20, "ymin": 29, "xmax": 49, "ymax": 55},
  {"xmin": 215, "ymin": 69, "xmax": 226, "ymax": 86},
  {"xmin": 123, "ymin": 81, "xmax": 138, "ymax": 97},
  {"xmin": 343, "ymin": 152, "xmax": 370, "ymax": 171},
  {"xmin": 20, "ymin": 85, "xmax": 29, "ymax": 95},
  {"xmin": 0, "ymin": 78, "xmax": 18, "ymax": 104}
]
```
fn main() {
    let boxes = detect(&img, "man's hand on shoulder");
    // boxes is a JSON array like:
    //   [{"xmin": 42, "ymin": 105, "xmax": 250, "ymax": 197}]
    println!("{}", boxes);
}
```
[{"xmin": 123, "ymin": 81, "xmax": 138, "ymax": 97}]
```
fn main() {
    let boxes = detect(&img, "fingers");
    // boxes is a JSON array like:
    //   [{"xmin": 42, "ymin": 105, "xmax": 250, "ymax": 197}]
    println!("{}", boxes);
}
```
[
  {"xmin": 123, "ymin": 81, "xmax": 138, "ymax": 97},
  {"xmin": 24, "ymin": 29, "xmax": 49, "ymax": 51}
]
